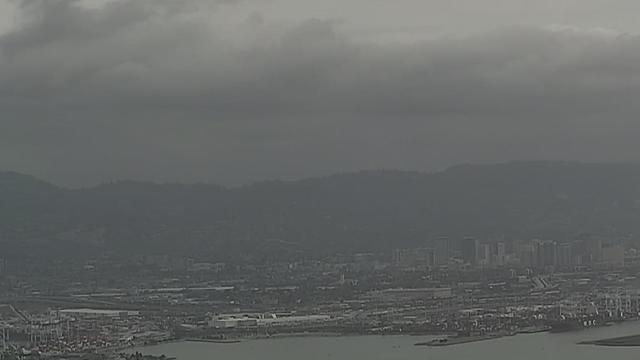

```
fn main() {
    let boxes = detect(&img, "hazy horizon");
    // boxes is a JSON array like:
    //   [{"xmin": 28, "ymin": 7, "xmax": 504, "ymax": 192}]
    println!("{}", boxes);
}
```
[{"xmin": 6, "ymin": 159, "xmax": 640, "ymax": 189}]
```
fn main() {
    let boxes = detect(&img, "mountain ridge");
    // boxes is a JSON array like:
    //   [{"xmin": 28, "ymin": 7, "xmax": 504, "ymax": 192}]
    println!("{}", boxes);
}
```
[{"xmin": 2, "ymin": 161, "xmax": 640, "ymax": 259}]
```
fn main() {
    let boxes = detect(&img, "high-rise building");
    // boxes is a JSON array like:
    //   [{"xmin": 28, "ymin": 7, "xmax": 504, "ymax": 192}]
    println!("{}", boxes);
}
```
[
  {"xmin": 557, "ymin": 243, "xmax": 573, "ymax": 267},
  {"xmin": 577, "ymin": 234, "xmax": 603, "ymax": 264},
  {"xmin": 542, "ymin": 240, "xmax": 557, "ymax": 267},
  {"xmin": 532, "ymin": 239, "xmax": 557, "ymax": 269},
  {"xmin": 516, "ymin": 242, "xmax": 535, "ymax": 267},
  {"xmin": 391, "ymin": 249, "xmax": 403, "ymax": 263},
  {"xmin": 586, "ymin": 237, "xmax": 603, "ymax": 264},
  {"xmin": 392, "ymin": 248, "xmax": 435, "ymax": 267},
  {"xmin": 478, "ymin": 243, "xmax": 491, "ymax": 266},
  {"xmin": 532, "ymin": 239, "xmax": 544, "ymax": 268},
  {"xmin": 493, "ymin": 242, "xmax": 506, "ymax": 266},
  {"xmin": 601, "ymin": 243, "xmax": 624, "ymax": 267},
  {"xmin": 461, "ymin": 237, "xmax": 478, "ymax": 265},
  {"xmin": 433, "ymin": 237, "xmax": 450, "ymax": 265}
]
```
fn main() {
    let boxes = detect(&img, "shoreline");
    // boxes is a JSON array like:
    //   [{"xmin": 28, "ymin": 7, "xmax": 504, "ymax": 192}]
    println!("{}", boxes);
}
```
[
  {"xmin": 129, "ymin": 328, "xmax": 550, "ymax": 351},
  {"xmin": 415, "ymin": 334, "xmax": 505, "ymax": 347},
  {"xmin": 579, "ymin": 334, "xmax": 640, "ymax": 347}
]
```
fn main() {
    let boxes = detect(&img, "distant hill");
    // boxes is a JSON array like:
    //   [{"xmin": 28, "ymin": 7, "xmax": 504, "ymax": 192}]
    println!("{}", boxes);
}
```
[{"xmin": 2, "ymin": 161, "xmax": 640, "ymax": 259}]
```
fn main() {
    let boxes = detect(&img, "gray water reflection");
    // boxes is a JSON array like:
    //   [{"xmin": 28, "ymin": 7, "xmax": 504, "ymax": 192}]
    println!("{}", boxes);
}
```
[{"xmin": 132, "ymin": 321, "xmax": 640, "ymax": 360}]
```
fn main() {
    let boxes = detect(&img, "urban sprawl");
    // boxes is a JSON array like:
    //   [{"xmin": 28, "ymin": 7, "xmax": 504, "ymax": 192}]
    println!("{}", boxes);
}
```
[{"xmin": 0, "ymin": 235, "xmax": 638, "ymax": 358}]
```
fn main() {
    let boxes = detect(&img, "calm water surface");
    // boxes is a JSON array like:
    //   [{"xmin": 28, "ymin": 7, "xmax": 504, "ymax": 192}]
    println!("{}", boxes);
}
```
[{"xmin": 132, "ymin": 321, "xmax": 640, "ymax": 360}]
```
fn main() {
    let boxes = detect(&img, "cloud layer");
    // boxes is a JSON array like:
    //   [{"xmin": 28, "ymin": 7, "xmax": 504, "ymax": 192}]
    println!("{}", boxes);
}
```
[{"xmin": 2, "ymin": 0, "xmax": 640, "ymax": 186}]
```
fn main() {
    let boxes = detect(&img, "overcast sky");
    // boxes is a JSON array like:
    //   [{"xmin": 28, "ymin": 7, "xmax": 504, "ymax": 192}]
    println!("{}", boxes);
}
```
[{"xmin": 2, "ymin": 0, "xmax": 640, "ymax": 187}]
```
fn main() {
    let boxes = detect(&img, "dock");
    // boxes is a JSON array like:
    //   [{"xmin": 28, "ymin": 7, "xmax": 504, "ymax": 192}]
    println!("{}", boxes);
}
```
[
  {"xmin": 186, "ymin": 338, "xmax": 242, "ymax": 344},
  {"xmin": 415, "ymin": 333, "xmax": 511, "ymax": 347}
]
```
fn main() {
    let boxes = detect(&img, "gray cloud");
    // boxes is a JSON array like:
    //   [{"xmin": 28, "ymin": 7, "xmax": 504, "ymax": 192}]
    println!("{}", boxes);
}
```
[{"xmin": 2, "ymin": 0, "xmax": 640, "ymax": 186}]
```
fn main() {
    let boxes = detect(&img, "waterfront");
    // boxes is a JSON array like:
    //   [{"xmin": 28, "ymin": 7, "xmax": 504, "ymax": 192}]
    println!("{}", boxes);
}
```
[{"xmin": 131, "ymin": 321, "xmax": 640, "ymax": 360}]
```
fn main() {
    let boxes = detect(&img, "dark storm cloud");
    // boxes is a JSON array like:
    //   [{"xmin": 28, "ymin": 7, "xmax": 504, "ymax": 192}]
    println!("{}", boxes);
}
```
[{"xmin": 2, "ymin": 0, "xmax": 640, "ymax": 185}]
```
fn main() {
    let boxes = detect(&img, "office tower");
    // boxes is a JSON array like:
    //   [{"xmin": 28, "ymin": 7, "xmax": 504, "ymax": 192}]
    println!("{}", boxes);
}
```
[
  {"xmin": 461, "ymin": 237, "xmax": 478, "ymax": 265},
  {"xmin": 433, "ymin": 237, "xmax": 450, "ymax": 265}
]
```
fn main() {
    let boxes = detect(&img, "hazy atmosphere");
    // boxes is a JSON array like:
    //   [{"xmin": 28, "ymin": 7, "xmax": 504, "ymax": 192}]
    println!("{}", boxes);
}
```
[
  {"xmin": 3, "ymin": 0, "xmax": 640, "ymax": 186},
  {"xmin": 6, "ymin": 1, "xmax": 640, "ymax": 359}
]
